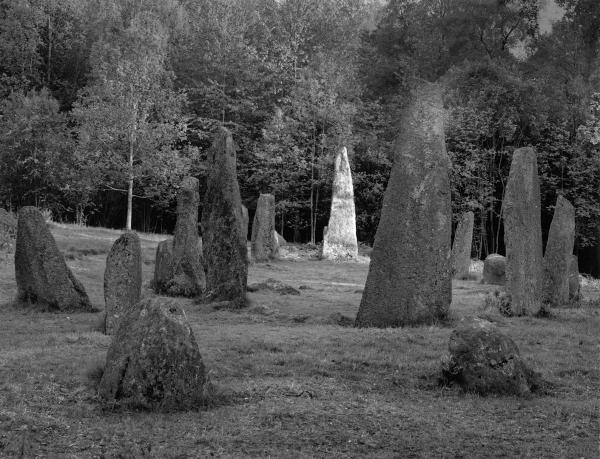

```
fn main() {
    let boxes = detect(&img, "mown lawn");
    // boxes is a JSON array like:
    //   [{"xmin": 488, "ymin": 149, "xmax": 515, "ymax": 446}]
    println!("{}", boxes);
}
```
[{"xmin": 0, "ymin": 224, "xmax": 598, "ymax": 458}]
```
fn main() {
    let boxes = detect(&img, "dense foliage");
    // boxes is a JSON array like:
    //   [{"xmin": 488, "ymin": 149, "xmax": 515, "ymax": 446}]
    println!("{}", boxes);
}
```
[{"xmin": 0, "ymin": 0, "xmax": 598, "ymax": 264}]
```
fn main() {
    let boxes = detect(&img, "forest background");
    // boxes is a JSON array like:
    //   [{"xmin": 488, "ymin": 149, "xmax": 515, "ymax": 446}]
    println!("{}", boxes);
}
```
[{"xmin": 1, "ymin": 0, "xmax": 599, "ymax": 272}]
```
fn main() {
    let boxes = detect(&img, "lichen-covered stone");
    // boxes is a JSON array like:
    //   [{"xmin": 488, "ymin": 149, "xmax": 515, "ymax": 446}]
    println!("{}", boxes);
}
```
[
  {"xmin": 483, "ymin": 254, "xmax": 506, "ymax": 285},
  {"xmin": 451, "ymin": 211, "xmax": 474, "ymax": 278},
  {"xmin": 153, "ymin": 177, "xmax": 204, "ymax": 296},
  {"xmin": 104, "ymin": 232, "xmax": 142, "ymax": 335},
  {"xmin": 568, "ymin": 255, "xmax": 580, "ymax": 302},
  {"xmin": 441, "ymin": 319, "xmax": 541, "ymax": 395},
  {"xmin": 355, "ymin": 83, "xmax": 452, "ymax": 328},
  {"xmin": 251, "ymin": 193, "xmax": 278, "ymax": 262},
  {"xmin": 15, "ymin": 206, "xmax": 92, "ymax": 311},
  {"xmin": 322, "ymin": 147, "xmax": 358, "ymax": 260},
  {"xmin": 201, "ymin": 127, "xmax": 248, "ymax": 307},
  {"xmin": 98, "ymin": 297, "xmax": 206, "ymax": 411},
  {"xmin": 503, "ymin": 147, "xmax": 543, "ymax": 315},
  {"xmin": 542, "ymin": 195, "xmax": 575, "ymax": 307}
]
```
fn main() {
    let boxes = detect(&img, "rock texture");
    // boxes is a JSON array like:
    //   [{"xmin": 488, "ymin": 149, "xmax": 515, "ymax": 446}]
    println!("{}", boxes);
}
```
[
  {"xmin": 451, "ymin": 211, "xmax": 474, "ymax": 278},
  {"xmin": 322, "ymin": 147, "xmax": 359, "ymax": 260},
  {"xmin": 441, "ymin": 319, "xmax": 541, "ymax": 395},
  {"xmin": 568, "ymin": 255, "xmax": 580, "ymax": 302},
  {"xmin": 483, "ymin": 254, "xmax": 506, "ymax": 285},
  {"xmin": 104, "ymin": 232, "xmax": 142, "ymax": 335},
  {"xmin": 153, "ymin": 177, "xmax": 204, "ymax": 296},
  {"xmin": 98, "ymin": 297, "xmax": 206, "ymax": 411},
  {"xmin": 251, "ymin": 193, "xmax": 278, "ymax": 262},
  {"xmin": 542, "ymin": 196, "xmax": 575, "ymax": 307},
  {"xmin": 15, "ymin": 207, "xmax": 92, "ymax": 311},
  {"xmin": 503, "ymin": 147, "xmax": 543, "ymax": 316},
  {"xmin": 201, "ymin": 127, "xmax": 248, "ymax": 307},
  {"xmin": 355, "ymin": 83, "xmax": 452, "ymax": 328}
]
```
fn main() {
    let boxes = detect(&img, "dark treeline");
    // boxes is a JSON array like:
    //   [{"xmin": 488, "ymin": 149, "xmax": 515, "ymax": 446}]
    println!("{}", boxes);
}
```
[{"xmin": 1, "ymin": 0, "xmax": 599, "ymax": 268}]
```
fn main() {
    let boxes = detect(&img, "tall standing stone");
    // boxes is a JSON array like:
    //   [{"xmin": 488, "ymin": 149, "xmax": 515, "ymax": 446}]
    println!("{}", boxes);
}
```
[
  {"xmin": 503, "ymin": 147, "xmax": 543, "ymax": 316},
  {"xmin": 15, "ymin": 206, "xmax": 92, "ymax": 311},
  {"xmin": 153, "ymin": 177, "xmax": 205, "ymax": 296},
  {"xmin": 542, "ymin": 195, "xmax": 575, "ymax": 307},
  {"xmin": 322, "ymin": 147, "xmax": 359, "ymax": 260},
  {"xmin": 201, "ymin": 127, "xmax": 248, "ymax": 307},
  {"xmin": 104, "ymin": 232, "xmax": 142, "ymax": 335},
  {"xmin": 451, "ymin": 211, "xmax": 474, "ymax": 279},
  {"xmin": 355, "ymin": 83, "xmax": 452, "ymax": 328},
  {"xmin": 251, "ymin": 193, "xmax": 278, "ymax": 262}
]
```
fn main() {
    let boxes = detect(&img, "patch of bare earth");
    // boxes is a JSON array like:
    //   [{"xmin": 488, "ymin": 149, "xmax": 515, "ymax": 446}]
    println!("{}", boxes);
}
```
[{"xmin": 0, "ymin": 225, "xmax": 598, "ymax": 457}]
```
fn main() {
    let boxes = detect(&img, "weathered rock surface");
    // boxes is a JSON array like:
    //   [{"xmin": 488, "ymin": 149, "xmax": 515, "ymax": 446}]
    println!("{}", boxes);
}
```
[
  {"xmin": 322, "ymin": 147, "xmax": 359, "ymax": 260},
  {"xmin": 355, "ymin": 83, "xmax": 452, "ymax": 327},
  {"xmin": 503, "ymin": 147, "xmax": 543, "ymax": 315},
  {"xmin": 104, "ymin": 232, "xmax": 142, "ymax": 335},
  {"xmin": 483, "ymin": 254, "xmax": 506, "ymax": 285},
  {"xmin": 15, "ymin": 206, "xmax": 92, "ymax": 311},
  {"xmin": 441, "ymin": 319, "xmax": 541, "ymax": 395},
  {"xmin": 568, "ymin": 255, "xmax": 580, "ymax": 302},
  {"xmin": 247, "ymin": 278, "xmax": 300, "ymax": 295},
  {"xmin": 98, "ymin": 297, "xmax": 206, "ymax": 411},
  {"xmin": 154, "ymin": 177, "xmax": 204, "ymax": 296},
  {"xmin": 451, "ymin": 211, "xmax": 474, "ymax": 279},
  {"xmin": 251, "ymin": 193, "xmax": 278, "ymax": 262},
  {"xmin": 201, "ymin": 127, "xmax": 248, "ymax": 307},
  {"xmin": 542, "ymin": 195, "xmax": 575, "ymax": 307}
]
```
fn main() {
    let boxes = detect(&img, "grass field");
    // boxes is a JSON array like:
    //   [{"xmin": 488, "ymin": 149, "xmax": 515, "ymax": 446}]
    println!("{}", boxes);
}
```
[{"xmin": 0, "ymin": 224, "xmax": 598, "ymax": 458}]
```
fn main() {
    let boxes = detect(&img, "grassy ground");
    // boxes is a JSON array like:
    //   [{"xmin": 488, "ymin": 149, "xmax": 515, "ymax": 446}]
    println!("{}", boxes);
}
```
[{"xmin": 0, "ymin": 224, "xmax": 598, "ymax": 458}]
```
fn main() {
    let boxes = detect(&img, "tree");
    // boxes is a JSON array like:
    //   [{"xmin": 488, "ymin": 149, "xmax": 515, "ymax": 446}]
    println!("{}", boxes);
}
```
[{"xmin": 72, "ymin": 11, "xmax": 189, "ymax": 230}]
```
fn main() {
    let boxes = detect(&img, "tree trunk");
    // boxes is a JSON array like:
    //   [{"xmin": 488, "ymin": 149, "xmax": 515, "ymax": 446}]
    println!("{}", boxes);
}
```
[
  {"xmin": 47, "ymin": 16, "xmax": 52, "ymax": 84},
  {"xmin": 126, "ymin": 135, "xmax": 134, "ymax": 231}
]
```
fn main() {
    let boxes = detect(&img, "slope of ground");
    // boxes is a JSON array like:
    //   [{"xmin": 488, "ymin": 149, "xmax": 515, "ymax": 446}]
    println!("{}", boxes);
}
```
[{"xmin": 0, "ymin": 224, "xmax": 598, "ymax": 458}]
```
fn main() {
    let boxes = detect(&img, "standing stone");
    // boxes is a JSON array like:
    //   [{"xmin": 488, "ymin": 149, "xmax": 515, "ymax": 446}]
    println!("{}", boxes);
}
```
[
  {"xmin": 153, "ymin": 177, "xmax": 205, "ymax": 296},
  {"xmin": 98, "ymin": 297, "xmax": 206, "ymax": 411},
  {"xmin": 503, "ymin": 147, "xmax": 543, "ymax": 316},
  {"xmin": 483, "ymin": 254, "xmax": 506, "ymax": 285},
  {"xmin": 542, "ymin": 195, "xmax": 575, "ymax": 307},
  {"xmin": 451, "ymin": 211, "xmax": 474, "ymax": 279},
  {"xmin": 15, "ymin": 206, "xmax": 92, "ymax": 311},
  {"xmin": 104, "ymin": 232, "xmax": 142, "ymax": 335},
  {"xmin": 251, "ymin": 193, "xmax": 278, "ymax": 262},
  {"xmin": 322, "ymin": 147, "xmax": 359, "ymax": 260},
  {"xmin": 568, "ymin": 255, "xmax": 580, "ymax": 302},
  {"xmin": 153, "ymin": 239, "xmax": 173, "ymax": 291},
  {"xmin": 240, "ymin": 204, "xmax": 249, "ymax": 241},
  {"xmin": 201, "ymin": 127, "xmax": 248, "ymax": 307},
  {"xmin": 355, "ymin": 83, "xmax": 452, "ymax": 328}
]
